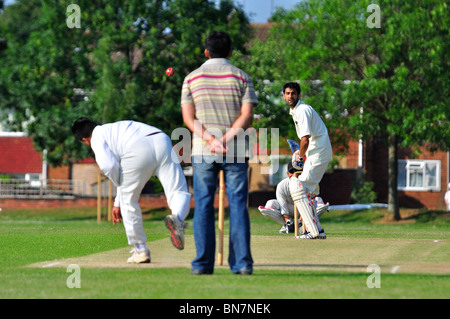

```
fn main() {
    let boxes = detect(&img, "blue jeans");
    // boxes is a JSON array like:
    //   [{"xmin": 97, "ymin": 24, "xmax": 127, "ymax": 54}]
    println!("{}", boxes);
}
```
[{"xmin": 191, "ymin": 156, "xmax": 253, "ymax": 273}]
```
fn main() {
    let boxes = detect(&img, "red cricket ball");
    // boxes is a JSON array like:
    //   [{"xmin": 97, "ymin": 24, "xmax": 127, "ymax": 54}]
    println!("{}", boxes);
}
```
[{"xmin": 166, "ymin": 68, "xmax": 175, "ymax": 77}]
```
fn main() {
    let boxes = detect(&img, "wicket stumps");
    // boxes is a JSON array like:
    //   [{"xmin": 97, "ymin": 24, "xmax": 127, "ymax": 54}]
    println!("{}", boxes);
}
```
[{"xmin": 97, "ymin": 173, "xmax": 113, "ymax": 223}]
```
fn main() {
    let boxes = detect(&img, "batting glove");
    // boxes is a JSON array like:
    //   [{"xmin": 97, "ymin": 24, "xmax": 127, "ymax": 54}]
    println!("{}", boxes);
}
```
[{"xmin": 291, "ymin": 151, "xmax": 305, "ymax": 170}]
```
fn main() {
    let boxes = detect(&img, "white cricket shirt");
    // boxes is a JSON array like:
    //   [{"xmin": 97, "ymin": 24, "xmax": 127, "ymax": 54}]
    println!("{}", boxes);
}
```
[
  {"xmin": 90, "ymin": 120, "xmax": 161, "ymax": 187},
  {"xmin": 289, "ymin": 100, "xmax": 332, "ymax": 160}
]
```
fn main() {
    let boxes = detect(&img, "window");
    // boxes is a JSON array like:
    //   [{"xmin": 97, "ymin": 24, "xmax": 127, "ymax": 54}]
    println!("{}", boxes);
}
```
[{"xmin": 398, "ymin": 160, "xmax": 440, "ymax": 191}]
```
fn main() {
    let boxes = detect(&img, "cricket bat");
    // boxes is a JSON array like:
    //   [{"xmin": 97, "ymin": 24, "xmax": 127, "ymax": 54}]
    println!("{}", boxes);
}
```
[{"xmin": 287, "ymin": 139, "xmax": 300, "ymax": 154}]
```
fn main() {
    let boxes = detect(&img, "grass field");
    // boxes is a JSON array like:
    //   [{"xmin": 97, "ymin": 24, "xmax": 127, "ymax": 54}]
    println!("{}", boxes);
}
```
[{"xmin": 0, "ymin": 205, "xmax": 449, "ymax": 301}]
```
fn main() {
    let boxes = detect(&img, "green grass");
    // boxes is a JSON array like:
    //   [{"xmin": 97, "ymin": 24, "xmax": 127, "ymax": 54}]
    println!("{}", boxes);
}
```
[
  {"xmin": 0, "ymin": 206, "xmax": 449, "ymax": 299},
  {"xmin": 1, "ymin": 267, "xmax": 448, "ymax": 299}
]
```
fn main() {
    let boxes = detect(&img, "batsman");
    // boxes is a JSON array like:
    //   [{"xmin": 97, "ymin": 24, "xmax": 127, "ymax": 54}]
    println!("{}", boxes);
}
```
[{"xmin": 283, "ymin": 82, "xmax": 333, "ymax": 239}]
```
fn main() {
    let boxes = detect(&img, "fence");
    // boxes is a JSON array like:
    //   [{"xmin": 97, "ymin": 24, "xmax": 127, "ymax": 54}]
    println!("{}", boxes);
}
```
[{"xmin": 0, "ymin": 179, "xmax": 87, "ymax": 198}]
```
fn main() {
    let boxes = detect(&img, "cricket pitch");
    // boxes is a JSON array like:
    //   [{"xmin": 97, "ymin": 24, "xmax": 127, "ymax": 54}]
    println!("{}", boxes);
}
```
[{"xmin": 27, "ymin": 235, "xmax": 449, "ymax": 275}]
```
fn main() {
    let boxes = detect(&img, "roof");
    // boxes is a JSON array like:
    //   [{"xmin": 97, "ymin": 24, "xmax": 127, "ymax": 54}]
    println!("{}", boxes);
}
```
[
  {"xmin": 245, "ymin": 23, "xmax": 274, "ymax": 49},
  {"xmin": 76, "ymin": 157, "xmax": 96, "ymax": 164},
  {"xmin": 0, "ymin": 136, "xmax": 42, "ymax": 174},
  {"xmin": 251, "ymin": 23, "xmax": 274, "ymax": 42}
]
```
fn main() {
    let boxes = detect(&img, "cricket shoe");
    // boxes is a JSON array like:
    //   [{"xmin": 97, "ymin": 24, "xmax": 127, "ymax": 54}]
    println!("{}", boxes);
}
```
[
  {"xmin": 296, "ymin": 229, "xmax": 326, "ymax": 239},
  {"xmin": 127, "ymin": 248, "xmax": 151, "ymax": 264},
  {"xmin": 282, "ymin": 219, "xmax": 295, "ymax": 234},
  {"xmin": 279, "ymin": 224, "xmax": 288, "ymax": 233},
  {"xmin": 280, "ymin": 219, "xmax": 303, "ymax": 234},
  {"xmin": 318, "ymin": 229, "xmax": 327, "ymax": 239},
  {"xmin": 295, "ymin": 231, "xmax": 317, "ymax": 239},
  {"xmin": 164, "ymin": 215, "xmax": 187, "ymax": 250}
]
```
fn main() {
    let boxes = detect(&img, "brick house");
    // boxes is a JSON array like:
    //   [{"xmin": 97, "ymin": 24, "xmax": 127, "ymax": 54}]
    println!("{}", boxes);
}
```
[
  {"xmin": 324, "ymin": 137, "xmax": 449, "ymax": 210},
  {"xmin": 0, "ymin": 129, "xmax": 448, "ymax": 210},
  {"xmin": 0, "ymin": 132, "xmax": 102, "ymax": 197},
  {"xmin": 0, "ymin": 133, "xmax": 43, "ymax": 181}
]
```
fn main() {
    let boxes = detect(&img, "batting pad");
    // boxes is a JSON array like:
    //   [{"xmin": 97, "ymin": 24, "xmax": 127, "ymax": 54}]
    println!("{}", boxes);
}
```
[
  {"xmin": 316, "ymin": 203, "xmax": 329, "ymax": 218},
  {"xmin": 295, "ymin": 198, "xmax": 319, "ymax": 237},
  {"xmin": 289, "ymin": 177, "xmax": 319, "ymax": 238},
  {"xmin": 258, "ymin": 205, "xmax": 285, "ymax": 225}
]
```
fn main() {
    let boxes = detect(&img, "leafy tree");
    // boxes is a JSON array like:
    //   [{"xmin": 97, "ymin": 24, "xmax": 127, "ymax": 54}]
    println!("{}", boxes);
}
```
[
  {"xmin": 246, "ymin": 0, "xmax": 449, "ymax": 219},
  {"xmin": 351, "ymin": 172, "xmax": 377, "ymax": 204},
  {"xmin": 0, "ymin": 0, "xmax": 251, "ymax": 166}
]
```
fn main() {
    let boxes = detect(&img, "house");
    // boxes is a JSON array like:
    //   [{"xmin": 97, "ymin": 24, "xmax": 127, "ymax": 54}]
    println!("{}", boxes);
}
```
[
  {"xmin": 0, "ymin": 132, "xmax": 97, "ymax": 199},
  {"xmin": 0, "ymin": 124, "xmax": 447, "ymax": 210},
  {"xmin": 327, "ymin": 137, "xmax": 449, "ymax": 210},
  {"xmin": 0, "ymin": 133, "xmax": 43, "ymax": 182},
  {"xmin": 47, "ymin": 157, "xmax": 102, "ymax": 197}
]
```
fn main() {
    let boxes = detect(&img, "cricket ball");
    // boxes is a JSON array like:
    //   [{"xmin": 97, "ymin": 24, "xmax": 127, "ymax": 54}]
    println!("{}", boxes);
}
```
[{"xmin": 166, "ymin": 68, "xmax": 175, "ymax": 77}]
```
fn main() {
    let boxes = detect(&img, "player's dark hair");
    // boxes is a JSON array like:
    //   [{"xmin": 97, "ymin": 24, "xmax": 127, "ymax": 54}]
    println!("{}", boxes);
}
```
[
  {"xmin": 205, "ymin": 31, "xmax": 231, "ymax": 58},
  {"xmin": 283, "ymin": 82, "xmax": 301, "ymax": 95},
  {"xmin": 72, "ymin": 117, "xmax": 99, "ymax": 140}
]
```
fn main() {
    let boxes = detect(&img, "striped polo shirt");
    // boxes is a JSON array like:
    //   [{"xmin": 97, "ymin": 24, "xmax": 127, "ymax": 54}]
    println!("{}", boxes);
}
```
[{"xmin": 181, "ymin": 58, "xmax": 258, "ymax": 157}]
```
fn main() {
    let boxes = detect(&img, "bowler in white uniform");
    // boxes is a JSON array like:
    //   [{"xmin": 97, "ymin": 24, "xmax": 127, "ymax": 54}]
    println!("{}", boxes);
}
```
[{"xmin": 72, "ymin": 117, "xmax": 191, "ymax": 263}]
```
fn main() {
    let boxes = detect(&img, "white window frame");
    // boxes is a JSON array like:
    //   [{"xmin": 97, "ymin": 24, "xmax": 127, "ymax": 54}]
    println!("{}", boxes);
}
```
[{"xmin": 397, "ymin": 159, "xmax": 441, "ymax": 192}]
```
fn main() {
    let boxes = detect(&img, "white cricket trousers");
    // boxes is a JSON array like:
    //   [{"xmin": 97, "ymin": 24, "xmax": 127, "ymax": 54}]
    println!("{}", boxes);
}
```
[
  {"xmin": 299, "ymin": 135, "xmax": 333, "ymax": 196},
  {"xmin": 118, "ymin": 133, "xmax": 191, "ymax": 245}
]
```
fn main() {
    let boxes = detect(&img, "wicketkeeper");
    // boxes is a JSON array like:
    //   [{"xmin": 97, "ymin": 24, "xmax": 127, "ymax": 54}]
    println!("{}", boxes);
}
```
[
  {"xmin": 259, "ymin": 162, "xmax": 329, "ymax": 235},
  {"xmin": 72, "ymin": 118, "xmax": 192, "ymax": 263},
  {"xmin": 283, "ymin": 82, "xmax": 333, "ymax": 239}
]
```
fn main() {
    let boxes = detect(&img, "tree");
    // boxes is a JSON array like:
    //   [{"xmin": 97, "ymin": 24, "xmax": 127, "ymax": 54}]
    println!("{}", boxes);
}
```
[
  {"xmin": 0, "ymin": 0, "xmax": 252, "ymax": 166},
  {"xmin": 246, "ymin": 0, "xmax": 449, "ymax": 219}
]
